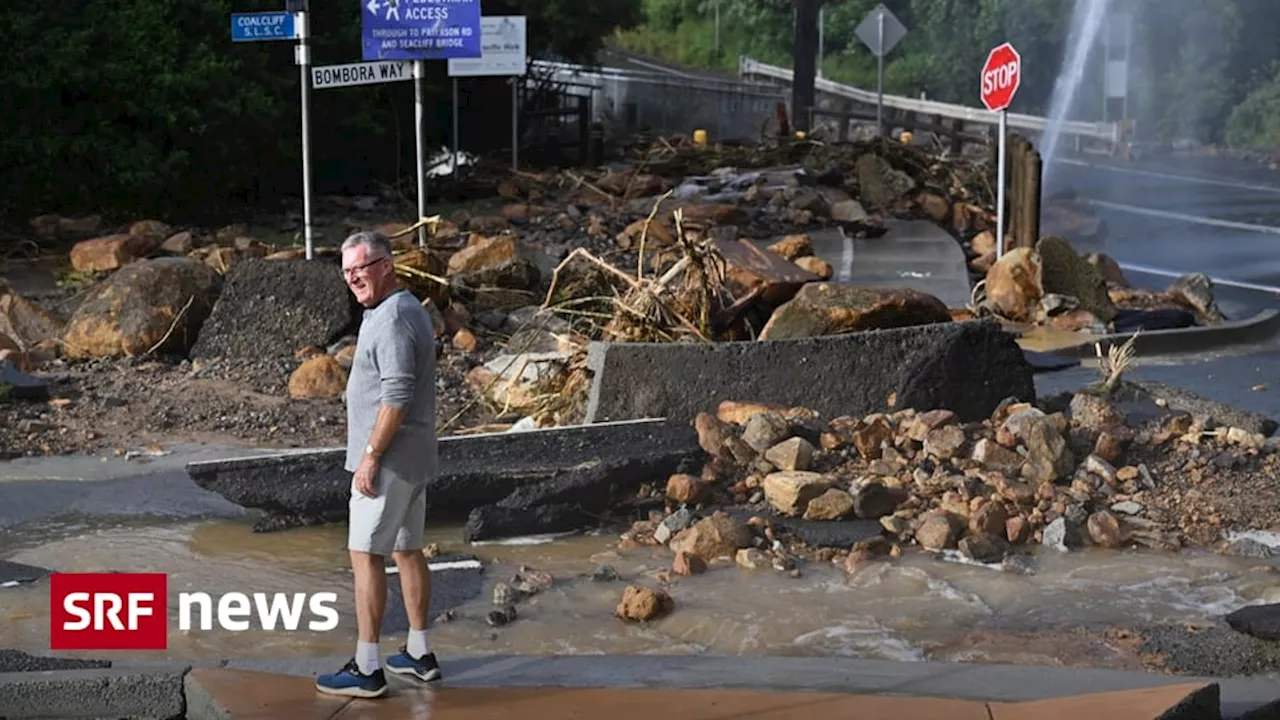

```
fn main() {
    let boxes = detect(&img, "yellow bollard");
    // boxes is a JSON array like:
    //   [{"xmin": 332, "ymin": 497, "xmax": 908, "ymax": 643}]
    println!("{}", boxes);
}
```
[
  {"xmin": 899, "ymin": 130, "xmax": 913, "ymax": 145},
  {"xmin": 692, "ymin": 129, "xmax": 708, "ymax": 147}
]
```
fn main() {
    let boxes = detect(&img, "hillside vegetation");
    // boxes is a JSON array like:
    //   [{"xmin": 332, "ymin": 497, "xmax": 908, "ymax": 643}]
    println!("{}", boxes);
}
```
[{"xmin": 612, "ymin": 0, "xmax": 1280, "ymax": 151}]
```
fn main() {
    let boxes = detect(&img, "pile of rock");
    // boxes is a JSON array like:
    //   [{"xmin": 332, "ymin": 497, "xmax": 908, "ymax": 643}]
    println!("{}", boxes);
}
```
[
  {"xmin": 619, "ymin": 390, "xmax": 1279, "ymax": 584},
  {"xmin": 970, "ymin": 230, "xmax": 1222, "ymax": 332}
]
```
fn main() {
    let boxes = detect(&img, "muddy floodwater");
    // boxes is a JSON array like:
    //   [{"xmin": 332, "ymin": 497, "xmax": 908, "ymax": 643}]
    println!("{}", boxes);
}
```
[{"xmin": 3, "ymin": 515, "xmax": 1279, "ymax": 673}]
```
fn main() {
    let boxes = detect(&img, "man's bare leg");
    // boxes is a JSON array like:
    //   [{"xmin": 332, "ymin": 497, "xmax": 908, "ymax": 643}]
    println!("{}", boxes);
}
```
[
  {"xmin": 393, "ymin": 550, "xmax": 432, "ymax": 631},
  {"xmin": 352, "ymin": 550, "xmax": 386, "ymax": 644}
]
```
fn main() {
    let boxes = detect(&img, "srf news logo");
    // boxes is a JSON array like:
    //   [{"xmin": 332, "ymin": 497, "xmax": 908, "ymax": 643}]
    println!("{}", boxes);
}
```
[{"xmin": 49, "ymin": 573, "xmax": 339, "ymax": 650}]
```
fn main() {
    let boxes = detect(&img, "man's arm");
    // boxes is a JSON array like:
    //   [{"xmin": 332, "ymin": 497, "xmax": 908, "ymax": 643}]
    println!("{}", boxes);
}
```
[{"xmin": 365, "ymin": 317, "xmax": 418, "ymax": 458}]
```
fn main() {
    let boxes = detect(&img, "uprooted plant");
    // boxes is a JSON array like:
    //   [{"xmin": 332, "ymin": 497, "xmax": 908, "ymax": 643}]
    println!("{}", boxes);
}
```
[{"xmin": 540, "ymin": 194, "xmax": 732, "ymax": 344}]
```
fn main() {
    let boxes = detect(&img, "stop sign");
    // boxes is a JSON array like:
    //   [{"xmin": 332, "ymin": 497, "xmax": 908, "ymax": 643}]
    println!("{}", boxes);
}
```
[{"xmin": 980, "ymin": 42, "xmax": 1021, "ymax": 112}]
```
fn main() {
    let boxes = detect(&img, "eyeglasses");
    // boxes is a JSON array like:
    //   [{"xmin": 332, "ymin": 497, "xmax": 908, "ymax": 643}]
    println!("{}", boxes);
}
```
[{"xmin": 340, "ymin": 256, "xmax": 389, "ymax": 279}]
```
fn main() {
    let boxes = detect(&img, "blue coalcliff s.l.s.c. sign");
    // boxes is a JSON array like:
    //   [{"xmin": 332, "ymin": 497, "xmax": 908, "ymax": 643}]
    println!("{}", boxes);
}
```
[
  {"xmin": 230, "ymin": 12, "xmax": 297, "ymax": 42},
  {"xmin": 361, "ymin": 0, "xmax": 482, "ymax": 61}
]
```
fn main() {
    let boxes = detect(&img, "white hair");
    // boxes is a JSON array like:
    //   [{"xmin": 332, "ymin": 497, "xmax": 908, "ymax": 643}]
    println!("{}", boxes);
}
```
[{"xmin": 340, "ymin": 231, "xmax": 392, "ymax": 258}]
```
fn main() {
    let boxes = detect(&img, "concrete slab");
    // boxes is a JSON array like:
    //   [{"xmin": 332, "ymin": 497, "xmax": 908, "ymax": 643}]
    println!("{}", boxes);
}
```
[
  {"xmin": 184, "ymin": 667, "xmax": 1223, "ymax": 720},
  {"xmin": 804, "ymin": 220, "xmax": 972, "ymax": 309},
  {"xmin": 0, "ymin": 664, "xmax": 189, "ymax": 719},
  {"xmin": 183, "ymin": 418, "xmax": 703, "ymax": 530},
  {"xmin": 584, "ymin": 318, "xmax": 1034, "ymax": 424}
]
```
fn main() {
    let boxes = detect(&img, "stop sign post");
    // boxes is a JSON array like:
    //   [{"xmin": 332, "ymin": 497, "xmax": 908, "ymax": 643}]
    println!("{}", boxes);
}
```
[{"xmin": 981, "ymin": 42, "xmax": 1021, "ymax": 258}]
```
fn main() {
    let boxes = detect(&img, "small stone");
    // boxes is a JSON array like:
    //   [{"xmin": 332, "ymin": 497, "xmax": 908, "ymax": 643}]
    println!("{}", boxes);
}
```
[
  {"xmin": 741, "ymin": 412, "xmax": 792, "ymax": 452},
  {"xmin": 958, "ymin": 534, "xmax": 1008, "ymax": 563},
  {"xmin": 853, "ymin": 481, "xmax": 901, "ymax": 518},
  {"xmin": 852, "ymin": 416, "xmax": 893, "ymax": 460},
  {"xmin": 969, "ymin": 501, "xmax": 1008, "ymax": 537},
  {"xmin": 591, "ymin": 565, "xmax": 621, "ymax": 582},
  {"xmin": 665, "ymin": 474, "xmax": 708, "ymax": 505},
  {"xmin": 615, "ymin": 585, "xmax": 674, "ymax": 622},
  {"xmin": 735, "ymin": 548, "xmax": 770, "ymax": 570},
  {"xmin": 1001, "ymin": 554, "xmax": 1036, "ymax": 576},
  {"xmin": 923, "ymin": 425, "xmax": 966, "ymax": 460},
  {"xmin": 672, "ymin": 551, "xmax": 707, "ymax": 576},
  {"xmin": 1042, "ymin": 516, "xmax": 1083, "ymax": 552},
  {"xmin": 1086, "ymin": 510, "xmax": 1126, "ymax": 549},
  {"xmin": 492, "ymin": 582, "xmax": 517, "ymax": 605},
  {"xmin": 1005, "ymin": 515, "xmax": 1031, "ymax": 544},
  {"xmin": 1083, "ymin": 454, "xmax": 1117, "ymax": 485},
  {"xmin": 762, "ymin": 471, "xmax": 830, "ymax": 516},
  {"xmin": 972, "ymin": 438, "xmax": 1023, "ymax": 474},
  {"xmin": 802, "ymin": 488, "xmax": 856, "ymax": 521},
  {"xmin": 452, "ymin": 328, "xmax": 478, "ymax": 352},
  {"xmin": 653, "ymin": 508, "xmax": 694, "ymax": 544},
  {"xmin": 915, "ymin": 510, "xmax": 959, "ymax": 550},
  {"xmin": 1110, "ymin": 501, "xmax": 1143, "ymax": 516},
  {"xmin": 763, "ymin": 436, "xmax": 815, "ymax": 471},
  {"xmin": 1094, "ymin": 430, "xmax": 1127, "ymax": 464},
  {"xmin": 694, "ymin": 412, "xmax": 736, "ymax": 461}
]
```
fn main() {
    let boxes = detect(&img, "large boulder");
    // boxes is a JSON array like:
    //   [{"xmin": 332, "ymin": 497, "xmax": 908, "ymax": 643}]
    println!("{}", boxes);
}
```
[
  {"xmin": 1037, "ymin": 236, "xmax": 1117, "ymax": 323},
  {"xmin": 984, "ymin": 247, "xmax": 1042, "ymax": 321},
  {"xmin": 190, "ymin": 258, "xmax": 360, "ymax": 361},
  {"xmin": 0, "ymin": 292, "xmax": 63, "ymax": 348},
  {"xmin": 759, "ymin": 283, "xmax": 952, "ymax": 340},
  {"xmin": 61, "ymin": 258, "xmax": 221, "ymax": 359}
]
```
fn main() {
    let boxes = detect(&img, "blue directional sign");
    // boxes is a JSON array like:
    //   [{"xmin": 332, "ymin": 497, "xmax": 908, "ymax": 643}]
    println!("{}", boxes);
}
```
[
  {"xmin": 361, "ymin": 0, "xmax": 483, "ymax": 61},
  {"xmin": 231, "ymin": 12, "xmax": 297, "ymax": 42}
]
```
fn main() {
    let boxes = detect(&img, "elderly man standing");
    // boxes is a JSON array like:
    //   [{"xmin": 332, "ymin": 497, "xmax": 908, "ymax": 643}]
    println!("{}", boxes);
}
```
[{"xmin": 316, "ymin": 231, "xmax": 442, "ymax": 698}]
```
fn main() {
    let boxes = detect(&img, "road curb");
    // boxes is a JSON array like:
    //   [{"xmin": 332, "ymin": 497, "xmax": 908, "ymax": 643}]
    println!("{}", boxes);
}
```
[
  {"xmin": 0, "ymin": 663, "xmax": 190, "ymax": 719},
  {"xmin": 1033, "ymin": 308, "xmax": 1280, "ymax": 358}
]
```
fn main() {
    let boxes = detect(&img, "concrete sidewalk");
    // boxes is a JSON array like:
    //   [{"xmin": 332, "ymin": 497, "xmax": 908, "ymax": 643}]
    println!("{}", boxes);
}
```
[
  {"xmin": 805, "ymin": 219, "xmax": 972, "ymax": 308},
  {"xmin": 6, "ymin": 654, "xmax": 1276, "ymax": 719}
]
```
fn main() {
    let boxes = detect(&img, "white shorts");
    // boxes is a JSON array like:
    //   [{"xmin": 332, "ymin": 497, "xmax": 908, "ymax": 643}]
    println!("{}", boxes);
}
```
[{"xmin": 347, "ymin": 466, "xmax": 427, "ymax": 555}]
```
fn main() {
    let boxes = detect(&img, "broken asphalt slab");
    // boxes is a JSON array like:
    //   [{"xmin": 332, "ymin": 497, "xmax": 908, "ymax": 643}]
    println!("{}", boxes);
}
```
[
  {"xmin": 0, "ymin": 662, "xmax": 189, "ymax": 720},
  {"xmin": 1033, "ymin": 308, "xmax": 1280, "ymax": 358},
  {"xmin": 185, "ymin": 418, "xmax": 705, "ymax": 540},
  {"xmin": 585, "ymin": 318, "xmax": 1035, "ymax": 426}
]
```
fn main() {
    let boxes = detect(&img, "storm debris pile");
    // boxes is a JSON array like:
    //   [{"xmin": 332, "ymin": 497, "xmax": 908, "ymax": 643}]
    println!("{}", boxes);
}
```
[{"xmin": 619, "ymin": 385, "xmax": 1280, "ymax": 582}]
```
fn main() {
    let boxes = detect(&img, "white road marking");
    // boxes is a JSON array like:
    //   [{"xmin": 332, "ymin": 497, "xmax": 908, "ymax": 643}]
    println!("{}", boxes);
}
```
[
  {"xmin": 837, "ymin": 226, "xmax": 854, "ymax": 282},
  {"xmin": 1056, "ymin": 157, "xmax": 1280, "ymax": 195},
  {"xmin": 1116, "ymin": 262, "xmax": 1280, "ymax": 295},
  {"xmin": 1081, "ymin": 199, "xmax": 1280, "ymax": 235}
]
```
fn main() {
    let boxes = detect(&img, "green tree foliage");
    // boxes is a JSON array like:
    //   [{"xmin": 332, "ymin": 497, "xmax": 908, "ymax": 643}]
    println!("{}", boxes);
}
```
[
  {"xmin": 614, "ymin": 0, "xmax": 1280, "ymax": 148},
  {"xmin": 0, "ymin": 0, "xmax": 642, "ymax": 222}
]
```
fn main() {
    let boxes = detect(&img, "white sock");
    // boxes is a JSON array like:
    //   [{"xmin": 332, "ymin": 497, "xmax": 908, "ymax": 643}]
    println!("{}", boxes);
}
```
[
  {"xmin": 407, "ymin": 629, "xmax": 430, "ymax": 659},
  {"xmin": 356, "ymin": 641, "xmax": 380, "ymax": 675}
]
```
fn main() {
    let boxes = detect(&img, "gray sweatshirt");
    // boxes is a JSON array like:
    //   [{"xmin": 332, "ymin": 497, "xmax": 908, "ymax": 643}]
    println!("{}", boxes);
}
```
[{"xmin": 344, "ymin": 289, "xmax": 438, "ymax": 481}]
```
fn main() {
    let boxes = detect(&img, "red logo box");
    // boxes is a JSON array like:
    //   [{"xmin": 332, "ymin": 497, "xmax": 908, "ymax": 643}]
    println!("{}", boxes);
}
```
[{"xmin": 49, "ymin": 573, "xmax": 169, "ymax": 651}]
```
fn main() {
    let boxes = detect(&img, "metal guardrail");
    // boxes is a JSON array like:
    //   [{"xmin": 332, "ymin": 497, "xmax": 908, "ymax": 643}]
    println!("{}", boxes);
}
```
[
  {"xmin": 737, "ymin": 56, "xmax": 1120, "ymax": 146},
  {"xmin": 527, "ymin": 59, "xmax": 787, "ymax": 142}
]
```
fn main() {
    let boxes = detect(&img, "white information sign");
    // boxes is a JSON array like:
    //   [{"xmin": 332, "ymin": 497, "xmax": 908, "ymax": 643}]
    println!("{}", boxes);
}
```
[{"xmin": 447, "ymin": 16, "xmax": 527, "ymax": 77}]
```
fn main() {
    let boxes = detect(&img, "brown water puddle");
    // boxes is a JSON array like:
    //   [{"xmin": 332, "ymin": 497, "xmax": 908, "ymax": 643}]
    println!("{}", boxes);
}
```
[{"xmin": 2, "ymin": 518, "xmax": 1278, "ymax": 668}]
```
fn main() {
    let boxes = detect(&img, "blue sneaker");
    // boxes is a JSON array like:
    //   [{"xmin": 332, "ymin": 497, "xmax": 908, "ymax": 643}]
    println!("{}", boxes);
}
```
[
  {"xmin": 385, "ymin": 646, "xmax": 442, "ymax": 682},
  {"xmin": 315, "ymin": 658, "xmax": 388, "ymax": 698}
]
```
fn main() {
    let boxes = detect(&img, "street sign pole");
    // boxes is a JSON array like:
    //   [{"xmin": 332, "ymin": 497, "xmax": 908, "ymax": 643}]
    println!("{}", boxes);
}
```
[
  {"xmin": 295, "ymin": 11, "xmax": 314, "ymax": 260},
  {"xmin": 980, "ymin": 42, "xmax": 1021, "ymax": 259},
  {"xmin": 414, "ymin": 60, "xmax": 427, "ymax": 247},
  {"xmin": 511, "ymin": 79, "xmax": 519, "ymax": 171},
  {"xmin": 855, "ymin": 5, "xmax": 906, "ymax": 139},
  {"xmin": 452, "ymin": 78, "xmax": 459, "ymax": 177},
  {"xmin": 876, "ymin": 11, "xmax": 884, "ymax": 136},
  {"xmin": 996, "ymin": 110, "xmax": 1007, "ymax": 258}
]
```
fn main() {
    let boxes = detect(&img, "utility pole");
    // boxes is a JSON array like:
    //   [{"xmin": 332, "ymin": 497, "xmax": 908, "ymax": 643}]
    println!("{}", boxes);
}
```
[{"xmin": 792, "ymin": 0, "xmax": 820, "ymax": 132}]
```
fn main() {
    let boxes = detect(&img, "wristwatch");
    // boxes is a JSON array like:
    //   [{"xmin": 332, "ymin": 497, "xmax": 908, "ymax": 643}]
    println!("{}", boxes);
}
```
[{"xmin": 364, "ymin": 443, "xmax": 380, "ymax": 458}]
